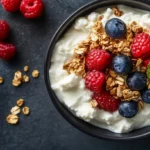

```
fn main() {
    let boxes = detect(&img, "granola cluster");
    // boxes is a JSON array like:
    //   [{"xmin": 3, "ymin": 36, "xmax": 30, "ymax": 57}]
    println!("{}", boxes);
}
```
[{"xmin": 63, "ymin": 7, "xmax": 150, "ymax": 110}]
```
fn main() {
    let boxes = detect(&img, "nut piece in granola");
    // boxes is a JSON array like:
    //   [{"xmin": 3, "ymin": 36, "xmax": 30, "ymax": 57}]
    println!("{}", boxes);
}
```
[
  {"xmin": 32, "ymin": 70, "xmax": 40, "ymax": 78},
  {"xmin": 17, "ymin": 99, "xmax": 24, "ymax": 107},
  {"xmin": 138, "ymin": 100, "xmax": 144, "ymax": 111},
  {"xmin": 0, "ymin": 76, "xmax": 4, "ymax": 84},
  {"xmin": 22, "ymin": 75, "xmax": 30, "ymax": 82},
  {"xmin": 10, "ymin": 106, "xmax": 21, "ymax": 115},
  {"xmin": 6, "ymin": 114, "xmax": 19, "ymax": 124},
  {"xmin": 22, "ymin": 107, "xmax": 30, "ymax": 115},
  {"xmin": 24, "ymin": 66, "xmax": 29, "ymax": 72}
]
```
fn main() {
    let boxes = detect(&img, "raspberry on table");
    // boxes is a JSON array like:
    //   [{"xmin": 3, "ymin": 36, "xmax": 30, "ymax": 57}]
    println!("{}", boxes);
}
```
[
  {"xmin": 1, "ymin": 0, "xmax": 22, "ymax": 12},
  {"xmin": 20, "ymin": 0, "xmax": 44, "ymax": 19},
  {"xmin": 85, "ymin": 49, "xmax": 112, "ymax": 71},
  {"xmin": 144, "ymin": 59, "xmax": 150, "ymax": 67},
  {"xmin": 85, "ymin": 70, "xmax": 105, "ymax": 93},
  {"xmin": 0, "ymin": 43, "xmax": 16, "ymax": 60},
  {"xmin": 131, "ymin": 33, "xmax": 150, "ymax": 59},
  {"xmin": 93, "ymin": 91, "xmax": 120, "ymax": 112},
  {"xmin": 0, "ymin": 20, "xmax": 10, "ymax": 41}
]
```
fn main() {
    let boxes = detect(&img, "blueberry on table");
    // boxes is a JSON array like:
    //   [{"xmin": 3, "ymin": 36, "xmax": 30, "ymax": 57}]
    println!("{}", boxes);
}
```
[
  {"xmin": 126, "ymin": 72, "xmax": 147, "ymax": 91},
  {"xmin": 119, "ymin": 101, "xmax": 138, "ymax": 118},
  {"xmin": 112, "ymin": 54, "xmax": 133, "ymax": 75},
  {"xmin": 142, "ymin": 89, "xmax": 150, "ymax": 103},
  {"xmin": 105, "ymin": 18, "xmax": 126, "ymax": 38}
]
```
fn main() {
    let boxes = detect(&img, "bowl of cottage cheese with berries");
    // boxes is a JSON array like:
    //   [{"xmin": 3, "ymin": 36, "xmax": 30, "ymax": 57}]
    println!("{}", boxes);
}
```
[{"xmin": 45, "ymin": 1, "xmax": 150, "ymax": 140}]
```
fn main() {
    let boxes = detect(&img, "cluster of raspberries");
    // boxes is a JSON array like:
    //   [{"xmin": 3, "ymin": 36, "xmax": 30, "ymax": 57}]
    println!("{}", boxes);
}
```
[{"xmin": 1, "ymin": 0, "xmax": 44, "ymax": 19}]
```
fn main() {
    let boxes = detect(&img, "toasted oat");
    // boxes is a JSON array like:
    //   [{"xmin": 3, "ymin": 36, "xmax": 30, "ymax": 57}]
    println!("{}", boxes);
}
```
[
  {"xmin": 112, "ymin": 7, "xmax": 124, "ymax": 17},
  {"xmin": 22, "ymin": 107, "xmax": 30, "ymax": 115},
  {"xmin": 22, "ymin": 75, "xmax": 30, "ymax": 82},
  {"xmin": 12, "ymin": 79, "xmax": 22, "ymax": 87},
  {"xmin": 0, "ymin": 76, "xmax": 4, "ymax": 84},
  {"xmin": 10, "ymin": 106, "xmax": 21, "ymax": 115},
  {"xmin": 6, "ymin": 114, "xmax": 19, "ymax": 124},
  {"xmin": 24, "ymin": 66, "xmax": 29, "ymax": 72},
  {"xmin": 90, "ymin": 100, "xmax": 98, "ymax": 108},
  {"xmin": 14, "ymin": 71, "xmax": 22, "ymax": 80},
  {"xmin": 17, "ymin": 99, "xmax": 24, "ymax": 107},
  {"xmin": 138, "ymin": 100, "xmax": 144, "ymax": 111},
  {"xmin": 32, "ymin": 70, "xmax": 40, "ymax": 78}
]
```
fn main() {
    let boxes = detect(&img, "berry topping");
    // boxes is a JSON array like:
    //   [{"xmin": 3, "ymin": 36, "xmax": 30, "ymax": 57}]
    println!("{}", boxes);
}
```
[
  {"xmin": 105, "ymin": 18, "xmax": 126, "ymax": 39},
  {"xmin": 141, "ymin": 89, "xmax": 150, "ymax": 104},
  {"xmin": 119, "ymin": 101, "xmax": 138, "ymax": 118},
  {"xmin": 1, "ymin": 0, "xmax": 22, "ymax": 12},
  {"xmin": 112, "ymin": 54, "xmax": 133, "ymax": 75},
  {"xmin": 126, "ymin": 72, "xmax": 147, "ymax": 91},
  {"xmin": 131, "ymin": 33, "xmax": 150, "ymax": 59},
  {"xmin": 85, "ymin": 49, "xmax": 112, "ymax": 71},
  {"xmin": 20, "ymin": 0, "xmax": 44, "ymax": 19},
  {"xmin": 144, "ymin": 59, "xmax": 150, "ymax": 67},
  {"xmin": 0, "ymin": 20, "xmax": 10, "ymax": 41},
  {"xmin": 0, "ymin": 43, "xmax": 16, "ymax": 60},
  {"xmin": 85, "ymin": 70, "xmax": 105, "ymax": 93},
  {"xmin": 93, "ymin": 91, "xmax": 120, "ymax": 112}
]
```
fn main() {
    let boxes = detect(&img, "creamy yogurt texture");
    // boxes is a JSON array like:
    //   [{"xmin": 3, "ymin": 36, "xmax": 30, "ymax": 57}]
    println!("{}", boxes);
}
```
[{"xmin": 49, "ymin": 5, "xmax": 150, "ymax": 133}]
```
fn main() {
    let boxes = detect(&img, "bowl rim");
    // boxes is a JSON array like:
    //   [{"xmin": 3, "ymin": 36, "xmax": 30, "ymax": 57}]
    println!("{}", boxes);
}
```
[{"xmin": 44, "ymin": 0, "xmax": 150, "ymax": 141}]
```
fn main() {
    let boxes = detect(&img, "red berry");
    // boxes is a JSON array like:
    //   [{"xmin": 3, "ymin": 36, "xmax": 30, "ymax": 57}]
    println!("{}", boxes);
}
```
[
  {"xmin": 1, "ymin": 0, "xmax": 22, "ymax": 12},
  {"xmin": 131, "ymin": 33, "xmax": 150, "ymax": 59},
  {"xmin": 144, "ymin": 59, "xmax": 150, "ymax": 67},
  {"xmin": 85, "ymin": 70, "xmax": 105, "ymax": 93},
  {"xmin": 93, "ymin": 91, "xmax": 120, "ymax": 112},
  {"xmin": 0, "ymin": 43, "xmax": 16, "ymax": 60},
  {"xmin": 0, "ymin": 20, "xmax": 10, "ymax": 41},
  {"xmin": 20, "ymin": 0, "xmax": 44, "ymax": 19},
  {"xmin": 85, "ymin": 49, "xmax": 112, "ymax": 71}
]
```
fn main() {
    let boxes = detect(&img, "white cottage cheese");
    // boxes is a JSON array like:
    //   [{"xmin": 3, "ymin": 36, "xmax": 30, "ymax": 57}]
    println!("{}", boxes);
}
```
[{"xmin": 49, "ymin": 5, "xmax": 150, "ymax": 133}]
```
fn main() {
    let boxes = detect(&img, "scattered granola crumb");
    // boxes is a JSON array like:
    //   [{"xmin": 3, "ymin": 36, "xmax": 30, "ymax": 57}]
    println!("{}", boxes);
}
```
[
  {"xmin": 17, "ymin": 99, "xmax": 24, "ymax": 107},
  {"xmin": 14, "ymin": 71, "xmax": 22, "ymax": 80},
  {"xmin": 22, "ymin": 106, "xmax": 30, "ymax": 115},
  {"xmin": 24, "ymin": 66, "xmax": 29, "ymax": 72},
  {"xmin": 90, "ymin": 100, "xmax": 98, "ymax": 108},
  {"xmin": 112, "ymin": 7, "xmax": 124, "ymax": 17},
  {"xmin": 12, "ymin": 79, "xmax": 22, "ymax": 87},
  {"xmin": 10, "ymin": 106, "xmax": 21, "ymax": 115},
  {"xmin": 22, "ymin": 75, "xmax": 30, "ymax": 82},
  {"xmin": 0, "ymin": 76, "xmax": 4, "ymax": 84},
  {"xmin": 32, "ymin": 70, "xmax": 40, "ymax": 78},
  {"xmin": 6, "ymin": 114, "xmax": 19, "ymax": 124}
]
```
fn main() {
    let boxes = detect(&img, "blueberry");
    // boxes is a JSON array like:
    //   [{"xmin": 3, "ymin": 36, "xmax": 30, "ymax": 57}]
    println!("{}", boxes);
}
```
[
  {"xmin": 105, "ymin": 18, "xmax": 126, "ymax": 38},
  {"xmin": 119, "ymin": 101, "xmax": 138, "ymax": 118},
  {"xmin": 112, "ymin": 55, "xmax": 133, "ymax": 75},
  {"xmin": 141, "ymin": 89, "xmax": 150, "ymax": 103},
  {"xmin": 127, "ymin": 72, "xmax": 147, "ymax": 91}
]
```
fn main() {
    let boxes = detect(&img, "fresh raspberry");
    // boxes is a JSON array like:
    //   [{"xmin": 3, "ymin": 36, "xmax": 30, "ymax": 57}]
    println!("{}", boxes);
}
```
[
  {"xmin": 85, "ymin": 70, "xmax": 105, "ymax": 93},
  {"xmin": 0, "ymin": 43, "xmax": 16, "ymax": 60},
  {"xmin": 144, "ymin": 59, "xmax": 150, "ymax": 67},
  {"xmin": 0, "ymin": 20, "xmax": 10, "ymax": 41},
  {"xmin": 131, "ymin": 33, "xmax": 150, "ymax": 59},
  {"xmin": 1, "ymin": 0, "xmax": 22, "ymax": 12},
  {"xmin": 85, "ymin": 49, "xmax": 112, "ymax": 71},
  {"xmin": 93, "ymin": 91, "xmax": 120, "ymax": 112},
  {"xmin": 20, "ymin": 0, "xmax": 44, "ymax": 19}
]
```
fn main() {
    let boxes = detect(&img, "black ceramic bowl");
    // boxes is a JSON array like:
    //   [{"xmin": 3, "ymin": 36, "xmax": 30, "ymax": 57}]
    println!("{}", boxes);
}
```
[{"xmin": 45, "ymin": 0, "xmax": 150, "ymax": 140}]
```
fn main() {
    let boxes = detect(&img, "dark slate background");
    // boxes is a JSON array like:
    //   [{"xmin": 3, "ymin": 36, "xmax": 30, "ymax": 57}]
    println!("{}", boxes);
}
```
[{"xmin": 1, "ymin": 0, "xmax": 150, "ymax": 149}]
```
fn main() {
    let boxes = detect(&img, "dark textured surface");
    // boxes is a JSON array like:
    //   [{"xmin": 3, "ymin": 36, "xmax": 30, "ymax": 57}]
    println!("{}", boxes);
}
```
[{"xmin": 1, "ymin": 0, "xmax": 150, "ymax": 150}]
